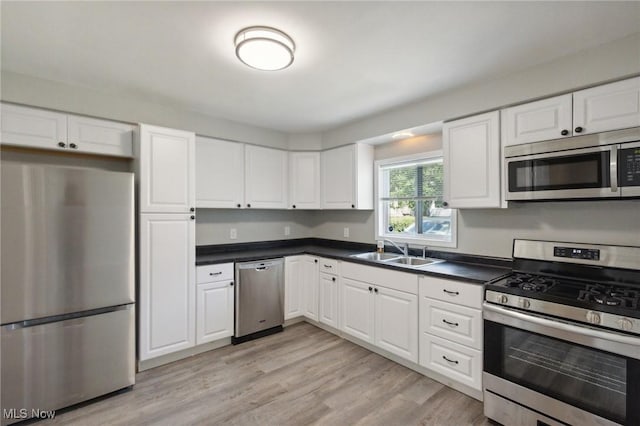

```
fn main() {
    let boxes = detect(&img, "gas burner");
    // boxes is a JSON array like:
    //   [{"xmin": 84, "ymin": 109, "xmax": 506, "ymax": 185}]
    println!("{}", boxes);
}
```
[
  {"xmin": 578, "ymin": 284, "xmax": 639, "ymax": 309},
  {"xmin": 504, "ymin": 273, "xmax": 556, "ymax": 292}
]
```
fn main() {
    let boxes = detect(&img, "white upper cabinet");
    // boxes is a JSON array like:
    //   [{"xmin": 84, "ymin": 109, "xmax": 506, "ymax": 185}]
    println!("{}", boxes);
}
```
[
  {"xmin": 443, "ymin": 111, "xmax": 502, "ymax": 208},
  {"xmin": 321, "ymin": 144, "xmax": 374, "ymax": 210},
  {"xmin": 244, "ymin": 145, "xmax": 288, "ymax": 209},
  {"xmin": 289, "ymin": 152, "xmax": 321, "ymax": 209},
  {"xmin": 195, "ymin": 136, "xmax": 244, "ymax": 208},
  {"xmin": 1, "ymin": 103, "xmax": 133, "ymax": 157},
  {"xmin": 573, "ymin": 77, "xmax": 640, "ymax": 135},
  {"xmin": 502, "ymin": 94, "xmax": 573, "ymax": 146},
  {"xmin": 138, "ymin": 124, "xmax": 195, "ymax": 214}
]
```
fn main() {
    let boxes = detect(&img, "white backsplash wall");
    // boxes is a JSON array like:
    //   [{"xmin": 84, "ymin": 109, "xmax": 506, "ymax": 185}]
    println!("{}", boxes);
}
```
[
  {"xmin": 196, "ymin": 209, "xmax": 315, "ymax": 246},
  {"xmin": 309, "ymin": 210, "xmax": 375, "ymax": 244},
  {"xmin": 309, "ymin": 201, "xmax": 640, "ymax": 259}
]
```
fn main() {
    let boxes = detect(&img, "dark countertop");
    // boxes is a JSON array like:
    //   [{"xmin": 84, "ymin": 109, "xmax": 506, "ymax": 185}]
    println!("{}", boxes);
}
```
[{"xmin": 196, "ymin": 238, "xmax": 511, "ymax": 284}]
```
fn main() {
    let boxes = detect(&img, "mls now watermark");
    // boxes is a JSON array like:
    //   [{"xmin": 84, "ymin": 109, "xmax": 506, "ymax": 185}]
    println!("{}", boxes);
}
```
[{"xmin": 3, "ymin": 408, "xmax": 56, "ymax": 420}]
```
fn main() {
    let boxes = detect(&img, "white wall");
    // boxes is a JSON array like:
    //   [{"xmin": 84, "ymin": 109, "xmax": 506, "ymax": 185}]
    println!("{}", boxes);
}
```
[
  {"xmin": 196, "ymin": 209, "xmax": 314, "ymax": 245},
  {"xmin": 322, "ymin": 33, "xmax": 640, "ymax": 148},
  {"xmin": 1, "ymin": 71, "xmax": 289, "ymax": 149}
]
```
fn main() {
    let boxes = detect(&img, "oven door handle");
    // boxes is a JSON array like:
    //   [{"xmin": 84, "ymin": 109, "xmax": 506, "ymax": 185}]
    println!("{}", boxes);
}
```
[
  {"xmin": 483, "ymin": 303, "xmax": 640, "ymax": 360},
  {"xmin": 610, "ymin": 144, "xmax": 618, "ymax": 192}
]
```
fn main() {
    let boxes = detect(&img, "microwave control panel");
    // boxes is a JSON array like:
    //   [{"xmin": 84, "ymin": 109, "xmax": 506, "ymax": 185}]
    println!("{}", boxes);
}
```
[{"xmin": 619, "ymin": 146, "xmax": 640, "ymax": 187}]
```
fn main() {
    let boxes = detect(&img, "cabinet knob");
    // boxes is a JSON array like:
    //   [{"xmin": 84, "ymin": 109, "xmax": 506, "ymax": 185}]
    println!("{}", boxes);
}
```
[
  {"xmin": 247, "ymin": 204, "xmax": 251, "ymax": 208},
  {"xmin": 561, "ymin": 129, "xmax": 569, "ymax": 136},
  {"xmin": 314, "ymin": 259, "xmax": 318, "ymax": 263},
  {"xmin": 351, "ymin": 204, "xmax": 355, "ymax": 208},
  {"xmin": 190, "ymin": 207, "xmax": 195, "ymax": 212},
  {"xmin": 374, "ymin": 288, "xmax": 378, "ymax": 293},
  {"xmin": 237, "ymin": 204, "xmax": 241, "ymax": 208},
  {"xmin": 442, "ymin": 201, "xmax": 449, "ymax": 207},
  {"xmin": 292, "ymin": 205, "xmax": 296, "ymax": 208},
  {"xmin": 230, "ymin": 282, "xmax": 234, "ymax": 286},
  {"xmin": 368, "ymin": 286, "xmax": 373, "ymax": 292},
  {"xmin": 190, "ymin": 215, "xmax": 195, "ymax": 220},
  {"xmin": 574, "ymin": 126, "xmax": 583, "ymax": 133},
  {"xmin": 332, "ymin": 277, "xmax": 336, "ymax": 282},
  {"xmin": 69, "ymin": 143, "xmax": 78, "ymax": 149},
  {"xmin": 57, "ymin": 142, "xmax": 66, "ymax": 148}
]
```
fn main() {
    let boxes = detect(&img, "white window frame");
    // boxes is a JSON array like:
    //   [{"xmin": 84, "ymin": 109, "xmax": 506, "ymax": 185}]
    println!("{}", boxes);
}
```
[{"xmin": 374, "ymin": 151, "xmax": 457, "ymax": 248}]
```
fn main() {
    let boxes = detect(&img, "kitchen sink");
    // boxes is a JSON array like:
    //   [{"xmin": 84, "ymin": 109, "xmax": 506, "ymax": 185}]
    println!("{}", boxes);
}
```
[
  {"xmin": 350, "ymin": 252, "xmax": 445, "ymax": 269},
  {"xmin": 385, "ymin": 256, "xmax": 445, "ymax": 267},
  {"xmin": 350, "ymin": 252, "xmax": 402, "ymax": 262}
]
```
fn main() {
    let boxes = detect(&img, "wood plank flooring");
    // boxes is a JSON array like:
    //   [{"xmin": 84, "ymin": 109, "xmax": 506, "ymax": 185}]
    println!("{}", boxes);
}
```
[{"xmin": 49, "ymin": 323, "xmax": 490, "ymax": 425}]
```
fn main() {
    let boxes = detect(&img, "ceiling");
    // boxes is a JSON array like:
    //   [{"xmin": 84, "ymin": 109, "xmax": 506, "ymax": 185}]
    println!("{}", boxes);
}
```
[{"xmin": 2, "ymin": 1, "xmax": 639, "ymax": 134}]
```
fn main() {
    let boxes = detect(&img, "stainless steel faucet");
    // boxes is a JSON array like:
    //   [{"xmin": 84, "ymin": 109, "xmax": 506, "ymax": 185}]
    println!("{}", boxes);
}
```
[
  {"xmin": 422, "ymin": 246, "xmax": 429, "ymax": 259},
  {"xmin": 384, "ymin": 239, "xmax": 409, "ymax": 257}
]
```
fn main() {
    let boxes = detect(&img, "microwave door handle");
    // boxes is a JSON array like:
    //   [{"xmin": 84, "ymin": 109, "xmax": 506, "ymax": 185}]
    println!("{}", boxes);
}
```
[{"xmin": 610, "ymin": 145, "xmax": 618, "ymax": 192}]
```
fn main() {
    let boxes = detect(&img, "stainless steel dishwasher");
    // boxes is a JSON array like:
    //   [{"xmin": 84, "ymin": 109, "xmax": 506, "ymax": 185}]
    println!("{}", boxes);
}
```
[{"xmin": 233, "ymin": 258, "xmax": 284, "ymax": 344}]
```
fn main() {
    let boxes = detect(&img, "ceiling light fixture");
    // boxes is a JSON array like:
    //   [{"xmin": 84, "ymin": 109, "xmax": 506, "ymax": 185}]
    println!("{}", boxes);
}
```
[
  {"xmin": 392, "ymin": 132, "xmax": 415, "ymax": 139},
  {"xmin": 234, "ymin": 26, "xmax": 295, "ymax": 71}
]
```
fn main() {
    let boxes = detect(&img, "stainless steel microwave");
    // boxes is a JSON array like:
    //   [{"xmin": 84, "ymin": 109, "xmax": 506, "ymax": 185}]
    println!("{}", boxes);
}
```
[{"xmin": 505, "ymin": 127, "xmax": 640, "ymax": 201}]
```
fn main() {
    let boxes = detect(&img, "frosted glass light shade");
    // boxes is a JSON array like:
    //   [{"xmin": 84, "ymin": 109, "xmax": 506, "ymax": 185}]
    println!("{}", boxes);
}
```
[{"xmin": 234, "ymin": 27, "xmax": 295, "ymax": 71}]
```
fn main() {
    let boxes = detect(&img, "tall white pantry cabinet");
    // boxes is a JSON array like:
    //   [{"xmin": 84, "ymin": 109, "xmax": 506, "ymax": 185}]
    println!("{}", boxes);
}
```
[{"xmin": 136, "ymin": 124, "xmax": 197, "ymax": 363}]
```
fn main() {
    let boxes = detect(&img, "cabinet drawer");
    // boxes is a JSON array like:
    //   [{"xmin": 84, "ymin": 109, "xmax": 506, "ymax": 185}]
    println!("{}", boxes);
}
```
[
  {"xmin": 341, "ymin": 261, "xmax": 418, "ymax": 295},
  {"xmin": 420, "ymin": 298, "xmax": 482, "ymax": 350},
  {"xmin": 419, "ymin": 276, "xmax": 482, "ymax": 309},
  {"xmin": 196, "ymin": 263, "xmax": 234, "ymax": 284},
  {"xmin": 420, "ymin": 334, "xmax": 482, "ymax": 390},
  {"xmin": 318, "ymin": 258, "xmax": 338, "ymax": 274}
]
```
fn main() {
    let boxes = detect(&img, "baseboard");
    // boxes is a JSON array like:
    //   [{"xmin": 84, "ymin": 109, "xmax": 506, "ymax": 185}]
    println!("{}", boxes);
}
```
[{"xmin": 138, "ymin": 337, "xmax": 232, "ymax": 372}]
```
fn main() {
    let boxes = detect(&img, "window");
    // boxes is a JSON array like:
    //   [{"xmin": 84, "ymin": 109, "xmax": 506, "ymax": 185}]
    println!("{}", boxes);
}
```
[{"xmin": 375, "ymin": 151, "xmax": 456, "ymax": 247}]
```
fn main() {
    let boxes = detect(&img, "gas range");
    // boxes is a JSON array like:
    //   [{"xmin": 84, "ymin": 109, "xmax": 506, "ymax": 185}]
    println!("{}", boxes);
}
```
[{"xmin": 485, "ymin": 240, "xmax": 640, "ymax": 335}]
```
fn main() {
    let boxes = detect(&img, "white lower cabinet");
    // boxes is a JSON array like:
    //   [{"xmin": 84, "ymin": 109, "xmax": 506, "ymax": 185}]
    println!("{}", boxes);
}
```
[
  {"xmin": 139, "ymin": 214, "xmax": 196, "ymax": 361},
  {"xmin": 340, "ymin": 262, "xmax": 418, "ymax": 363},
  {"xmin": 302, "ymin": 257, "xmax": 319, "ymax": 321},
  {"xmin": 284, "ymin": 256, "xmax": 304, "ymax": 320},
  {"xmin": 341, "ymin": 277, "xmax": 375, "ymax": 344},
  {"xmin": 196, "ymin": 263, "xmax": 234, "ymax": 345},
  {"xmin": 418, "ymin": 275, "xmax": 483, "ymax": 391},
  {"xmin": 420, "ymin": 334, "xmax": 482, "ymax": 390},
  {"xmin": 319, "ymin": 270, "xmax": 339, "ymax": 328},
  {"xmin": 375, "ymin": 286, "xmax": 418, "ymax": 362}
]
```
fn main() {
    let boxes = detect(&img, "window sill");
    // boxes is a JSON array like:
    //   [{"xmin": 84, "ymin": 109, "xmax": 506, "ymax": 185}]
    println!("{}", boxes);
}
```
[{"xmin": 376, "ymin": 234, "xmax": 458, "ymax": 249}]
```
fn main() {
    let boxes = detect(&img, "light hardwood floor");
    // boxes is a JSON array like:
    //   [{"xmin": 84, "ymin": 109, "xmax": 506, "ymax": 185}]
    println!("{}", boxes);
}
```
[{"xmin": 49, "ymin": 323, "xmax": 490, "ymax": 425}]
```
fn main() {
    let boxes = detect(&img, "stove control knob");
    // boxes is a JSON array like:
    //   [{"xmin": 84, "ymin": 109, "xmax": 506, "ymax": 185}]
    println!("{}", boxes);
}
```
[
  {"xmin": 518, "ymin": 299, "xmax": 531, "ymax": 309},
  {"xmin": 617, "ymin": 318, "xmax": 633, "ymax": 332},
  {"xmin": 586, "ymin": 311, "xmax": 601, "ymax": 325},
  {"xmin": 498, "ymin": 295, "xmax": 509, "ymax": 304}
]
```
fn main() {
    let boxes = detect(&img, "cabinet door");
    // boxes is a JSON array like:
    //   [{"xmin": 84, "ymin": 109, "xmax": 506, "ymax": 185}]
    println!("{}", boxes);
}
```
[
  {"xmin": 245, "ymin": 145, "xmax": 288, "ymax": 209},
  {"xmin": 318, "ymin": 273, "xmax": 338, "ymax": 328},
  {"xmin": 502, "ymin": 94, "xmax": 573, "ymax": 146},
  {"xmin": 289, "ymin": 152, "xmax": 321, "ymax": 209},
  {"xmin": 443, "ymin": 111, "xmax": 501, "ymax": 208},
  {"xmin": 340, "ymin": 277, "xmax": 374, "ymax": 344},
  {"xmin": 67, "ymin": 115, "xmax": 134, "ymax": 157},
  {"xmin": 139, "ymin": 214, "xmax": 195, "ymax": 360},
  {"xmin": 195, "ymin": 136, "xmax": 244, "ymax": 208},
  {"xmin": 196, "ymin": 280, "xmax": 234, "ymax": 344},
  {"xmin": 139, "ymin": 124, "xmax": 195, "ymax": 213},
  {"xmin": 284, "ymin": 256, "xmax": 304, "ymax": 320},
  {"xmin": 374, "ymin": 286, "xmax": 418, "ymax": 363},
  {"xmin": 302, "ymin": 257, "xmax": 319, "ymax": 321},
  {"xmin": 1, "ymin": 103, "xmax": 67, "ymax": 150},
  {"xmin": 321, "ymin": 145, "xmax": 356, "ymax": 209},
  {"xmin": 573, "ymin": 77, "xmax": 640, "ymax": 135}
]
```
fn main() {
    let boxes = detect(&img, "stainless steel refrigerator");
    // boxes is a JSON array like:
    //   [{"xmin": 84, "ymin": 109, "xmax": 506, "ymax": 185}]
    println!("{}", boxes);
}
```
[{"xmin": 1, "ymin": 163, "xmax": 135, "ymax": 425}]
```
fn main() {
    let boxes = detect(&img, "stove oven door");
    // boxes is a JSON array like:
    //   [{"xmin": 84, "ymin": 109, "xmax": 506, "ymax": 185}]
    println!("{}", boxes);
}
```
[{"xmin": 483, "ymin": 303, "xmax": 640, "ymax": 426}]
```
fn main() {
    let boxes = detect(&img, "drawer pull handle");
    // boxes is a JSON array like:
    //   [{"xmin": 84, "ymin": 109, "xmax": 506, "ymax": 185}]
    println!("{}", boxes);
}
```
[
  {"xmin": 324, "ymin": 264, "xmax": 332, "ymax": 268},
  {"xmin": 443, "ymin": 289, "xmax": 459, "ymax": 296},
  {"xmin": 209, "ymin": 272, "xmax": 223, "ymax": 276},
  {"xmin": 442, "ymin": 319, "xmax": 459, "ymax": 327},
  {"xmin": 442, "ymin": 356, "xmax": 459, "ymax": 365}
]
